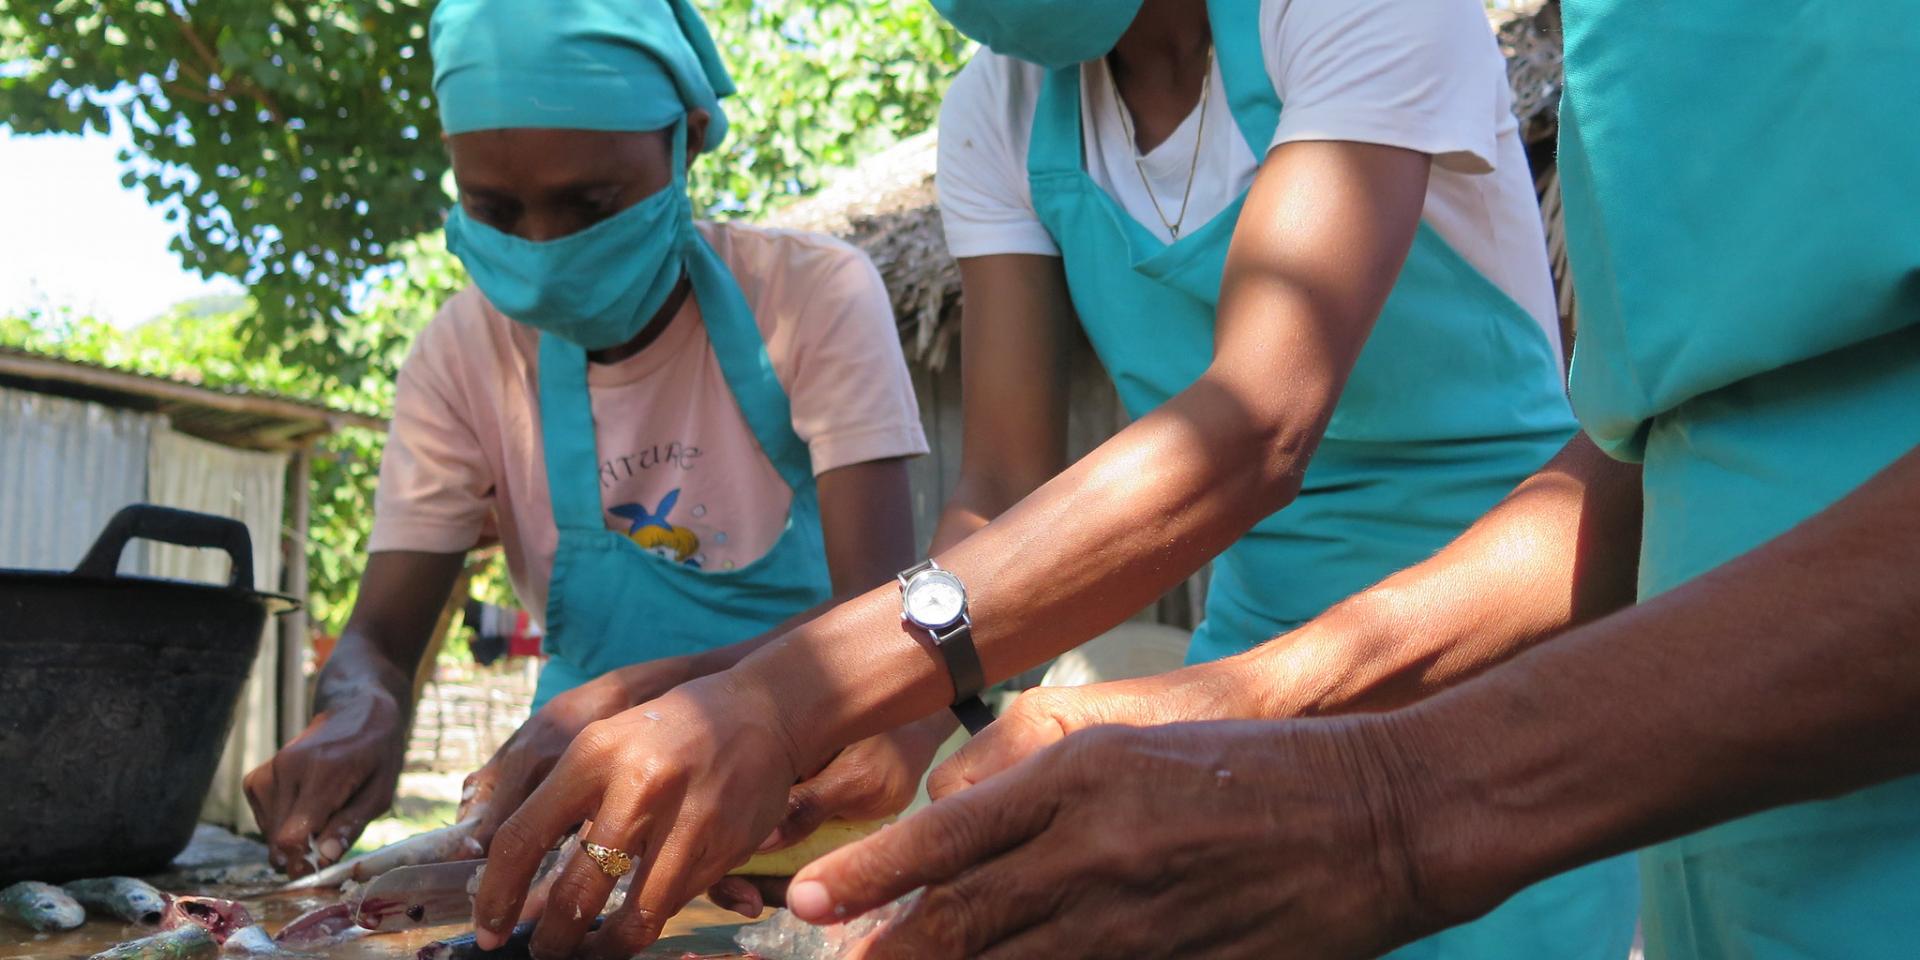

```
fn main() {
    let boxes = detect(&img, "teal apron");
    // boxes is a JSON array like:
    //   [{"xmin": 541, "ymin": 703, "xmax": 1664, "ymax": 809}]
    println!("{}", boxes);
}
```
[
  {"xmin": 531, "ymin": 233, "xmax": 834, "ymax": 710},
  {"xmin": 1559, "ymin": 2, "xmax": 1920, "ymax": 956},
  {"xmin": 1023, "ymin": 0, "xmax": 1635, "ymax": 955}
]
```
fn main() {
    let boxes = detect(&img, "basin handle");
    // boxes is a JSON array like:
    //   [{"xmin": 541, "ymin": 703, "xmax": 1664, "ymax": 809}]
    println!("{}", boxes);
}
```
[{"xmin": 74, "ymin": 504, "xmax": 256, "ymax": 591}]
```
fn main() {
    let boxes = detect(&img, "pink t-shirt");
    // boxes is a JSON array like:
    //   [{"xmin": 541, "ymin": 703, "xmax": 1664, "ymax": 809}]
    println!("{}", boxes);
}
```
[{"xmin": 370, "ymin": 221, "xmax": 928, "ymax": 622}]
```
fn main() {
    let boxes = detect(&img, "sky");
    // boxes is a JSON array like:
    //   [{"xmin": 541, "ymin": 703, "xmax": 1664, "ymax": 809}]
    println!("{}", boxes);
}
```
[{"xmin": 0, "ymin": 121, "xmax": 239, "ymax": 327}]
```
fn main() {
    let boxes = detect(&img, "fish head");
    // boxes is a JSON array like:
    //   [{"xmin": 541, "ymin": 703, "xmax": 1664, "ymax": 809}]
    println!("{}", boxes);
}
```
[
  {"xmin": 127, "ymin": 889, "xmax": 168, "ymax": 926},
  {"xmin": 31, "ymin": 893, "xmax": 86, "ymax": 930}
]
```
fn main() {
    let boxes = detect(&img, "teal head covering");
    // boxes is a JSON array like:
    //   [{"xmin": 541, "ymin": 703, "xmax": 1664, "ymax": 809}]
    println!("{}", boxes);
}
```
[
  {"xmin": 931, "ymin": 0, "xmax": 1145, "ymax": 69},
  {"xmin": 430, "ymin": 0, "xmax": 735, "ymax": 149}
]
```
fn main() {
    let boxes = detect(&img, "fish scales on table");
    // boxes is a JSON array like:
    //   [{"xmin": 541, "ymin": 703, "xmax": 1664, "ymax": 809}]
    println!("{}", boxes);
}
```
[
  {"xmin": 87, "ymin": 924, "xmax": 219, "ymax": 960},
  {"xmin": 1, "ymin": 881, "xmax": 87, "ymax": 933},
  {"xmin": 64, "ymin": 878, "xmax": 170, "ymax": 926}
]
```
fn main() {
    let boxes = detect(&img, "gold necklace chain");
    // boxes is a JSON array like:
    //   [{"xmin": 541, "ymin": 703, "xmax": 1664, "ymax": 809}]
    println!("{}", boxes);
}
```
[{"xmin": 1106, "ymin": 44, "xmax": 1214, "ymax": 240}]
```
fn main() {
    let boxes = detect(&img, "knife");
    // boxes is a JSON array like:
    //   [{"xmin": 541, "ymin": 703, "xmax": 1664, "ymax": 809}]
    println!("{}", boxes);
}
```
[{"xmin": 350, "ymin": 859, "xmax": 487, "ymax": 932}]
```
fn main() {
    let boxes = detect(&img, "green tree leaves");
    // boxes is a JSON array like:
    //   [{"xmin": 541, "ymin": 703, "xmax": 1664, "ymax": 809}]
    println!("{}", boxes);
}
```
[
  {"xmin": 1, "ymin": 1, "xmax": 969, "ymax": 629},
  {"xmin": 0, "ymin": 0, "xmax": 968, "ymax": 369}
]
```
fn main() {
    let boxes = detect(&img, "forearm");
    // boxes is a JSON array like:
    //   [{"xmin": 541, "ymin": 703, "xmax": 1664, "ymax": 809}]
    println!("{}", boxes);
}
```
[
  {"xmin": 675, "ymin": 594, "xmax": 857, "ymax": 683},
  {"xmin": 738, "ymin": 141, "xmax": 1431, "ymax": 768},
  {"xmin": 314, "ymin": 628, "xmax": 428, "ymax": 714},
  {"xmin": 1237, "ymin": 434, "xmax": 1642, "ymax": 719},
  {"xmin": 745, "ymin": 381, "xmax": 1317, "ymax": 765},
  {"xmin": 1393, "ymin": 445, "xmax": 1920, "ymax": 907}
]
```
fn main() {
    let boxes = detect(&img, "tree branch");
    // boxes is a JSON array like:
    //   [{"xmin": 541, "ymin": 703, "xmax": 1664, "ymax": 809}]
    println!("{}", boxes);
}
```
[
  {"xmin": 162, "ymin": 79, "xmax": 219, "ymax": 106},
  {"xmin": 168, "ymin": 8, "xmax": 285, "ymax": 123}
]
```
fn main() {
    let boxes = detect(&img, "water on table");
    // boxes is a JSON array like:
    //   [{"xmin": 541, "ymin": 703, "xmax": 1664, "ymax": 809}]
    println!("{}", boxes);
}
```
[{"xmin": 0, "ymin": 884, "xmax": 757, "ymax": 960}]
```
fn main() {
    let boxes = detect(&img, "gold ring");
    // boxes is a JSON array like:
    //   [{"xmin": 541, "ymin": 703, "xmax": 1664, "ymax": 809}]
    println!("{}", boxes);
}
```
[{"xmin": 582, "ymin": 841, "xmax": 633, "ymax": 879}]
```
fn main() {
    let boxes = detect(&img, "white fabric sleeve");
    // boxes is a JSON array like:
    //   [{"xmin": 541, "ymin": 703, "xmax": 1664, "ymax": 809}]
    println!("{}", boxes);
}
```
[
  {"xmin": 1265, "ymin": 0, "xmax": 1506, "ymax": 174},
  {"xmin": 936, "ymin": 53, "xmax": 1063, "ymax": 259}
]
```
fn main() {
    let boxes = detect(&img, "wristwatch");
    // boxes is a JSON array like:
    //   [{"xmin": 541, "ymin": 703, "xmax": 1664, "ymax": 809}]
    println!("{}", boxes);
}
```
[{"xmin": 898, "ymin": 560, "xmax": 995, "ymax": 733}]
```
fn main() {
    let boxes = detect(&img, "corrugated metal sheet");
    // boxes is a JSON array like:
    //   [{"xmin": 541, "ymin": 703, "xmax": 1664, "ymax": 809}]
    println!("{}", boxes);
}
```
[
  {"xmin": 147, "ymin": 429, "xmax": 289, "ymax": 833},
  {"xmin": 0, "ymin": 385, "xmax": 159, "ymax": 573}
]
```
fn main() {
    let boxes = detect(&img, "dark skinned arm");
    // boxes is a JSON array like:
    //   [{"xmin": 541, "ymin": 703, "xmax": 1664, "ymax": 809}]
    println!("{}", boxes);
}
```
[
  {"xmin": 927, "ymin": 434, "xmax": 1645, "ymax": 793},
  {"xmin": 467, "ymin": 140, "xmax": 1446, "ymax": 959},
  {"xmin": 790, "ymin": 444, "xmax": 1920, "ymax": 959},
  {"xmin": 244, "ymin": 549, "xmax": 464, "ymax": 874},
  {"xmin": 750, "ymin": 138, "xmax": 1435, "ymax": 756},
  {"xmin": 928, "ymin": 254, "xmax": 1078, "ymax": 553}
]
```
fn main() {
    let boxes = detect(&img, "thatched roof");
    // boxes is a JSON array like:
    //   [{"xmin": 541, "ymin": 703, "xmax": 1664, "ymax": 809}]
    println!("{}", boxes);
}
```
[
  {"xmin": 775, "ymin": 1, "xmax": 1571, "ymax": 370},
  {"xmin": 766, "ymin": 132, "xmax": 960, "ymax": 369}
]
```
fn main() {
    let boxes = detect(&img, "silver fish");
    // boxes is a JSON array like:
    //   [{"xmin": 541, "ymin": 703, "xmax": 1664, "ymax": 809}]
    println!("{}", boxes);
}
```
[
  {"xmin": 282, "ymin": 817, "xmax": 486, "ymax": 891},
  {"xmin": 271, "ymin": 902, "xmax": 365, "ymax": 948},
  {"xmin": 65, "ymin": 877, "xmax": 170, "ymax": 926},
  {"xmin": 89, "ymin": 924, "xmax": 218, "ymax": 960},
  {"xmin": 0, "ymin": 881, "xmax": 86, "ymax": 932},
  {"xmin": 224, "ymin": 924, "xmax": 319, "ymax": 958}
]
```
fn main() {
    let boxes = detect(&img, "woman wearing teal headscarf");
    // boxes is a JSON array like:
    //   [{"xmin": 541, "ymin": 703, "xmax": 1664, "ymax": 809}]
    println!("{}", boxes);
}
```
[
  {"xmin": 243, "ymin": 0, "xmax": 949, "ymax": 879},
  {"xmin": 463, "ymin": 0, "xmax": 1637, "ymax": 956}
]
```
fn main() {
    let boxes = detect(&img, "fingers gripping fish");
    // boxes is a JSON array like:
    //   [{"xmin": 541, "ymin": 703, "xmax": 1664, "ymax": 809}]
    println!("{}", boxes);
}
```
[{"xmin": 282, "ymin": 817, "xmax": 486, "ymax": 891}]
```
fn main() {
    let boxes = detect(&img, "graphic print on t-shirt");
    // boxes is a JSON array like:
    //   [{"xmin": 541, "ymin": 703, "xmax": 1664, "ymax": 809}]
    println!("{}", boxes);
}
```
[
  {"xmin": 600, "ymin": 436, "xmax": 745, "ymax": 571},
  {"xmin": 609, "ymin": 490, "xmax": 706, "ymax": 568}
]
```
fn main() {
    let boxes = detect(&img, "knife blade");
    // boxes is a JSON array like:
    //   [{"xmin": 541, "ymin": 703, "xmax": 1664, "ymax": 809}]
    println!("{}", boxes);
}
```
[{"xmin": 350, "ymin": 859, "xmax": 486, "ymax": 932}]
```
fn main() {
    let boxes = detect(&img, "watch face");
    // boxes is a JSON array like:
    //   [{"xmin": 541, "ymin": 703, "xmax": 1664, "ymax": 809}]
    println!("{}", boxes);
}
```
[{"xmin": 905, "ymin": 570, "xmax": 966, "ymax": 629}]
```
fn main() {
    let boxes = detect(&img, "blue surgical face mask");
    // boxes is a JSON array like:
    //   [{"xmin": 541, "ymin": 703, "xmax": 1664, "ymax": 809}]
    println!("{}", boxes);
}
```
[
  {"xmin": 930, "ymin": 0, "xmax": 1144, "ymax": 70},
  {"xmin": 445, "ymin": 120, "xmax": 693, "ymax": 351}
]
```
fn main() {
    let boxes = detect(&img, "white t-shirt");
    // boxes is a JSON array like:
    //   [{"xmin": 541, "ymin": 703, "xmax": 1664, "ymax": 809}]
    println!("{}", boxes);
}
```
[{"xmin": 937, "ymin": 0, "xmax": 1563, "ymax": 359}]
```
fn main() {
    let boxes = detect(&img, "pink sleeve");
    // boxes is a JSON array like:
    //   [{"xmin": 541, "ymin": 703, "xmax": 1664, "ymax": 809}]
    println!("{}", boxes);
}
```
[
  {"xmin": 780, "ymin": 250, "xmax": 930, "ymax": 475},
  {"xmin": 367, "ymin": 321, "xmax": 497, "ymax": 554}
]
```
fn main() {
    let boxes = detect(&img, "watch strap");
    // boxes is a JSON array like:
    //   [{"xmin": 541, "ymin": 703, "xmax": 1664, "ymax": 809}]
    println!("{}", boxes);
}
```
[
  {"xmin": 951, "ymin": 695, "xmax": 995, "ymax": 735},
  {"xmin": 932, "ymin": 619, "xmax": 987, "ymax": 710},
  {"xmin": 903, "ymin": 560, "xmax": 994, "ymax": 733}
]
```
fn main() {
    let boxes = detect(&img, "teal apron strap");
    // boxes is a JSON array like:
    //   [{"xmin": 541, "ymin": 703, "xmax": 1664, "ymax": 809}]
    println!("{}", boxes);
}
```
[
  {"xmin": 683, "ymin": 236, "xmax": 815, "ymax": 493},
  {"xmin": 1205, "ymin": 0, "xmax": 1279, "ymax": 154},
  {"xmin": 1027, "ymin": 0, "xmax": 1279, "ymax": 204},
  {"xmin": 537, "ymin": 334, "xmax": 609, "ymax": 532},
  {"xmin": 1026, "ymin": 61, "xmax": 1082, "ymax": 180}
]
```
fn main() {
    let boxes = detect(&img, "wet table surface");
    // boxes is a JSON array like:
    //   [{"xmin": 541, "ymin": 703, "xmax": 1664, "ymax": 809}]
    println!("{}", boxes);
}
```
[{"xmin": 0, "ymin": 883, "xmax": 756, "ymax": 960}]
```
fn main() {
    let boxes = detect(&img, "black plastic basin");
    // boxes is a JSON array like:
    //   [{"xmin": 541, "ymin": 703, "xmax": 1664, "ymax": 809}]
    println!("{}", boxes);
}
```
[{"xmin": 0, "ymin": 505, "xmax": 294, "ymax": 884}]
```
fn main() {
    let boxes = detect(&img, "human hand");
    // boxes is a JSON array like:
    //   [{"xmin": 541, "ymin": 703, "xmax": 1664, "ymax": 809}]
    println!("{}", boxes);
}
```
[
  {"xmin": 929, "ymin": 661, "xmax": 1250, "ymax": 800},
  {"xmin": 243, "ymin": 687, "xmax": 408, "ymax": 876},
  {"xmin": 468, "ymin": 674, "xmax": 810, "ymax": 960},
  {"xmin": 708, "ymin": 713, "xmax": 955, "ymax": 917},
  {"xmin": 462, "ymin": 659, "xmax": 695, "ymax": 848},
  {"xmin": 788, "ymin": 720, "xmax": 1496, "ymax": 960}
]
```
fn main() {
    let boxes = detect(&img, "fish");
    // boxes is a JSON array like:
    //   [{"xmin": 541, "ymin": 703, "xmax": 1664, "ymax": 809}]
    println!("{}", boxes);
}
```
[
  {"xmin": 160, "ymin": 896, "xmax": 255, "ymax": 943},
  {"xmin": 88, "ymin": 924, "xmax": 219, "ymax": 960},
  {"xmin": 732, "ymin": 891, "xmax": 920, "ymax": 960},
  {"xmin": 0, "ymin": 881, "xmax": 87, "ymax": 932},
  {"xmin": 282, "ymin": 817, "xmax": 486, "ymax": 891},
  {"xmin": 64, "ymin": 877, "xmax": 170, "ymax": 926},
  {"xmin": 271, "ymin": 903, "xmax": 366, "ymax": 948},
  {"xmin": 416, "ymin": 918, "xmax": 605, "ymax": 960},
  {"xmin": 224, "ymin": 924, "xmax": 320, "ymax": 958}
]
